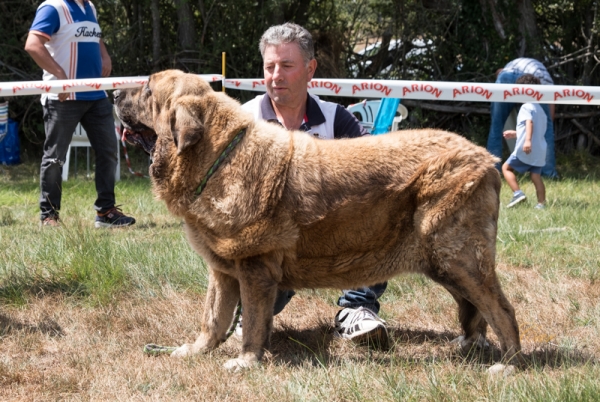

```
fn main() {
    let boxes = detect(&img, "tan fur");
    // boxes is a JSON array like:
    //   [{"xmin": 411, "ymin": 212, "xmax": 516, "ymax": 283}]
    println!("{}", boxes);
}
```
[{"xmin": 114, "ymin": 70, "xmax": 522, "ymax": 370}]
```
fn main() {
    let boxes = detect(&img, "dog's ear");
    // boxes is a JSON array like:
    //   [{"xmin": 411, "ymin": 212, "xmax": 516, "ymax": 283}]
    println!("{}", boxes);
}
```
[{"xmin": 169, "ymin": 98, "xmax": 204, "ymax": 155}]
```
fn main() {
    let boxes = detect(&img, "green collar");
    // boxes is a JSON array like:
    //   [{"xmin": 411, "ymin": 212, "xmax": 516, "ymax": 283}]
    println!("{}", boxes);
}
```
[{"xmin": 195, "ymin": 128, "xmax": 247, "ymax": 196}]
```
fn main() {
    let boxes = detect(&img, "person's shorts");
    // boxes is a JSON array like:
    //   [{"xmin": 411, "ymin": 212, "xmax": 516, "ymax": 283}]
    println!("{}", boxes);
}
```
[{"xmin": 505, "ymin": 154, "xmax": 543, "ymax": 174}]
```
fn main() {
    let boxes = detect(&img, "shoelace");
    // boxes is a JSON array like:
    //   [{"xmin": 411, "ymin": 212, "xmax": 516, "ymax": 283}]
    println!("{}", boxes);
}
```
[
  {"xmin": 99, "ymin": 205, "xmax": 125, "ymax": 217},
  {"xmin": 337, "ymin": 307, "xmax": 385, "ymax": 329}
]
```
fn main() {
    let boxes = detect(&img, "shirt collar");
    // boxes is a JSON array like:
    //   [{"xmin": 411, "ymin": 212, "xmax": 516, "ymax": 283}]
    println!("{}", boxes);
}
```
[{"xmin": 260, "ymin": 93, "xmax": 326, "ymax": 131}]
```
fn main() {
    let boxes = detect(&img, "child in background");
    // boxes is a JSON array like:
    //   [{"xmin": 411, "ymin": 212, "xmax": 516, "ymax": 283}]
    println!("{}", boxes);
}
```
[{"xmin": 502, "ymin": 74, "xmax": 548, "ymax": 209}]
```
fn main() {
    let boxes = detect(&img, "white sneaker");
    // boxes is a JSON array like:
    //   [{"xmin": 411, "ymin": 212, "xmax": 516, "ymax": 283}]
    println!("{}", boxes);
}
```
[
  {"xmin": 334, "ymin": 307, "xmax": 388, "ymax": 346},
  {"xmin": 233, "ymin": 316, "xmax": 243, "ymax": 339}
]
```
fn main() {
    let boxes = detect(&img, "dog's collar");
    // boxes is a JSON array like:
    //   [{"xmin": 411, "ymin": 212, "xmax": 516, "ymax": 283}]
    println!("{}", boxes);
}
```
[{"xmin": 195, "ymin": 128, "xmax": 247, "ymax": 197}]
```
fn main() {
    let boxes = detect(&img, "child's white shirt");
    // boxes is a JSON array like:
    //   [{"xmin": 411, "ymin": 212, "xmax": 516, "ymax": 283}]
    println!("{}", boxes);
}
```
[{"xmin": 513, "ymin": 103, "xmax": 547, "ymax": 167}]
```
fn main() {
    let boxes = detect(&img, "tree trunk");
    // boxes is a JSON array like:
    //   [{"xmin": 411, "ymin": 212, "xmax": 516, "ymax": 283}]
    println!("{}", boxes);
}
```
[
  {"xmin": 516, "ymin": 0, "xmax": 542, "ymax": 58},
  {"xmin": 150, "ymin": 0, "xmax": 161, "ymax": 71},
  {"xmin": 479, "ymin": 0, "xmax": 506, "ymax": 39},
  {"xmin": 173, "ymin": 0, "xmax": 197, "ymax": 50}
]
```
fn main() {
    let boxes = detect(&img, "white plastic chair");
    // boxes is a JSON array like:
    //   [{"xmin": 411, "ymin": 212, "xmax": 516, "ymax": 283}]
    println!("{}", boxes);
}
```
[
  {"xmin": 347, "ymin": 100, "xmax": 408, "ymax": 134},
  {"xmin": 62, "ymin": 122, "xmax": 120, "ymax": 181}
]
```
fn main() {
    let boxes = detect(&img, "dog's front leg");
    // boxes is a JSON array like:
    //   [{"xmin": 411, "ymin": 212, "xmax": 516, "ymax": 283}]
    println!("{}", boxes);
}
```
[
  {"xmin": 223, "ymin": 253, "xmax": 281, "ymax": 371},
  {"xmin": 171, "ymin": 268, "xmax": 240, "ymax": 358}
]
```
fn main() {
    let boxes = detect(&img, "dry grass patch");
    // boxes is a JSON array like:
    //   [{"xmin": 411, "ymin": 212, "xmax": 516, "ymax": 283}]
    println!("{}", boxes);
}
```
[
  {"xmin": 0, "ymin": 262, "xmax": 598, "ymax": 400},
  {"xmin": 1, "ymin": 160, "xmax": 599, "ymax": 400}
]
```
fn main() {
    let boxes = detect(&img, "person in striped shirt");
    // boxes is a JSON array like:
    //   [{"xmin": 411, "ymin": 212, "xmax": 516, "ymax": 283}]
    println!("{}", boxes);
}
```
[{"xmin": 25, "ymin": 0, "xmax": 135, "ymax": 228}]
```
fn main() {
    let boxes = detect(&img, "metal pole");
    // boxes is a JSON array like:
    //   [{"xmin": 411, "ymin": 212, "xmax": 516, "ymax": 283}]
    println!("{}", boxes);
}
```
[{"xmin": 222, "ymin": 52, "xmax": 226, "ymax": 93}]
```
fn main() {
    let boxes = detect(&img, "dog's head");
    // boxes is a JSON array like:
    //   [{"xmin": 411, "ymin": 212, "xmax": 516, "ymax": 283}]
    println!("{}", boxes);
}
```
[{"xmin": 114, "ymin": 69, "xmax": 212, "ymax": 156}]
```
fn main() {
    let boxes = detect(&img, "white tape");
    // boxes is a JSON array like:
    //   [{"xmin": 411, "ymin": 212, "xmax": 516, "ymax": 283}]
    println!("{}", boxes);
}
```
[
  {"xmin": 225, "ymin": 78, "xmax": 600, "ymax": 105},
  {"xmin": 0, "ymin": 74, "xmax": 223, "ymax": 97},
  {"xmin": 1, "ymin": 74, "xmax": 597, "ymax": 105}
]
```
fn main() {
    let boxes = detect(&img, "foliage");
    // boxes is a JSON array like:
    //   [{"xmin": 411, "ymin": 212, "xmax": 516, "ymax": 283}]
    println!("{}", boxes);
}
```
[{"xmin": 1, "ymin": 0, "xmax": 600, "ymax": 155}]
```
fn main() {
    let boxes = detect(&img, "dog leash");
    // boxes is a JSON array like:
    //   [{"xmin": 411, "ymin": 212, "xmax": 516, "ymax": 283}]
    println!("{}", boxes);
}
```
[
  {"xmin": 195, "ymin": 128, "xmax": 246, "ymax": 196},
  {"xmin": 143, "ymin": 302, "xmax": 242, "ymax": 355}
]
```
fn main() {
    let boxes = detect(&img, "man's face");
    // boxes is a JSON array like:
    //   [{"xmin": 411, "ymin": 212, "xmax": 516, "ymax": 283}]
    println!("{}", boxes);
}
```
[{"xmin": 263, "ymin": 42, "xmax": 316, "ymax": 107}]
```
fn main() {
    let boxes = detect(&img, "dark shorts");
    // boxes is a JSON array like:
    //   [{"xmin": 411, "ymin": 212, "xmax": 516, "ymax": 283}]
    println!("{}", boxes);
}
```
[{"xmin": 506, "ymin": 154, "xmax": 543, "ymax": 174}]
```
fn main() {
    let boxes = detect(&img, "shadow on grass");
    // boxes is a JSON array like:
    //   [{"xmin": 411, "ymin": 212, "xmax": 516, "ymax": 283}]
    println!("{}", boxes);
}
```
[
  {"xmin": 267, "ymin": 323, "xmax": 597, "ymax": 370},
  {"xmin": 0, "ymin": 313, "xmax": 64, "ymax": 337},
  {"xmin": 0, "ymin": 279, "xmax": 92, "ymax": 306},
  {"xmin": 135, "ymin": 221, "xmax": 184, "ymax": 230}
]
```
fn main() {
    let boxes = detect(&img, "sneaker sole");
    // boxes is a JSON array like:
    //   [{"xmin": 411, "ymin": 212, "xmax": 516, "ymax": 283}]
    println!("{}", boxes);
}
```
[
  {"xmin": 336, "ymin": 326, "xmax": 389, "ymax": 348},
  {"xmin": 507, "ymin": 195, "xmax": 527, "ymax": 208},
  {"xmin": 94, "ymin": 221, "xmax": 135, "ymax": 228}
]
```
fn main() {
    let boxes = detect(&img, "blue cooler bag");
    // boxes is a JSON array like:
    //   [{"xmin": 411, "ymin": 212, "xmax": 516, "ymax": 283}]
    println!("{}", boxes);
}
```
[{"xmin": 0, "ymin": 118, "xmax": 21, "ymax": 165}]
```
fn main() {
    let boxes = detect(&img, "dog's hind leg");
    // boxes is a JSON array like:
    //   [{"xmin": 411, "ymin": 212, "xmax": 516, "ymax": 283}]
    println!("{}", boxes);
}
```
[
  {"xmin": 432, "ymin": 266, "xmax": 522, "ymax": 365},
  {"xmin": 171, "ymin": 268, "xmax": 240, "ymax": 358},
  {"xmin": 447, "ymin": 291, "xmax": 489, "ymax": 352},
  {"xmin": 223, "ymin": 251, "xmax": 282, "ymax": 371}
]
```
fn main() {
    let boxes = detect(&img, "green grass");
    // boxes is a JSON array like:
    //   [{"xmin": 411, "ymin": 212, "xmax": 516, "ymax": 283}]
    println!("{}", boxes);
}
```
[
  {"xmin": 0, "ymin": 160, "xmax": 208, "ymax": 306},
  {"xmin": 1, "ymin": 155, "xmax": 599, "ymax": 400}
]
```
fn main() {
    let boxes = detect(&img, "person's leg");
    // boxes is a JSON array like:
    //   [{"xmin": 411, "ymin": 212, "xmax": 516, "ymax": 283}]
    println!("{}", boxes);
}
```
[
  {"xmin": 335, "ymin": 283, "xmax": 388, "ymax": 345},
  {"xmin": 337, "ymin": 282, "xmax": 387, "ymax": 314},
  {"xmin": 273, "ymin": 289, "xmax": 296, "ymax": 316},
  {"xmin": 530, "ymin": 172, "xmax": 546, "ymax": 204},
  {"xmin": 540, "ymin": 104, "xmax": 558, "ymax": 178},
  {"xmin": 40, "ymin": 100, "xmax": 86, "ymax": 220},
  {"xmin": 502, "ymin": 162, "xmax": 520, "ymax": 193},
  {"xmin": 80, "ymin": 98, "xmax": 118, "ymax": 212},
  {"xmin": 487, "ymin": 71, "xmax": 520, "ymax": 167}
]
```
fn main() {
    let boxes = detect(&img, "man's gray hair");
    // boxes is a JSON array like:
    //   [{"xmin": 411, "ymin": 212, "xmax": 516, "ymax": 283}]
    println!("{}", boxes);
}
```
[{"xmin": 259, "ymin": 23, "xmax": 315, "ymax": 65}]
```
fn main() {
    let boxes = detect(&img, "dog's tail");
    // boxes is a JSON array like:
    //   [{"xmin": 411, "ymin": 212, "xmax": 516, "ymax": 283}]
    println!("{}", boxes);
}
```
[{"xmin": 402, "ymin": 146, "xmax": 501, "ymax": 236}]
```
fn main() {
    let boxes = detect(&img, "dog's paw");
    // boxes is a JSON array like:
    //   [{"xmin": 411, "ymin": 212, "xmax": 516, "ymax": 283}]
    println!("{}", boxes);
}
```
[
  {"xmin": 451, "ymin": 335, "xmax": 489, "ymax": 352},
  {"xmin": 487, "ymin": 363, "xmax": 516, "ymax": 378},
  {"xmin": 170, "ymin": 344, "xmax": 192, "ymax": 358},
  {"xmin": 223, "ymin": 357, "xmax": 260, "ymax": 372}
]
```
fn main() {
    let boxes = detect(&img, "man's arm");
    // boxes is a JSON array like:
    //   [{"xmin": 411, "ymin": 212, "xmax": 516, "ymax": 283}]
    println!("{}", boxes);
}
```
[
  {"xmin": 333, "ymin": 105, "xmax": 368, "ymax": 138},
  {"xmin": 25, "ymin": 32, "xmax": 66, "ymax": 80},
  {"xmin": 100, "ymin": 40, "xmax": 112, "ymax": 77},
  {"xmin": 24, "ymin": 31, "xmax": 69, "ymax": 101}
]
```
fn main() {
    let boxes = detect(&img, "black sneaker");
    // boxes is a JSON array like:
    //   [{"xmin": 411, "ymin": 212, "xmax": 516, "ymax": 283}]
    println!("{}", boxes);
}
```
[{"xmin": 95, "ymin": 206, "xmax": 136, "ymax": 228}]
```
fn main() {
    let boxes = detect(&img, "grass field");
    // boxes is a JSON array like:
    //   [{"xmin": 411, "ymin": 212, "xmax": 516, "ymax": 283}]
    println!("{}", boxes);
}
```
[{"xmin": 1, "ymin": 153, "xmax": 599, "ymax": 401}]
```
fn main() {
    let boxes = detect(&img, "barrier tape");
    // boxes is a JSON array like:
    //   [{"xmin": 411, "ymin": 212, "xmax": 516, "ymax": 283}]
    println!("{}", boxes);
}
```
[
  {"xmin": 224, "ymin": 78, "xmax": 600, "ymax": 105},
  {"xmin": 0, "ymin": 74, "xmax": 223, "ymax": 97},
  {"xmin": 1, "ymin": 74, "xmax": 599, "ymax": 105}
]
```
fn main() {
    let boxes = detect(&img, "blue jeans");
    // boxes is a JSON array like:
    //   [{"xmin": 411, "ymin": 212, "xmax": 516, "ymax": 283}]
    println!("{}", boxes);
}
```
[
  {"xmin": 273, "ymin": 282, "xmax": 387, "ymax": 316},
  {"xmin": 487, "ymin": 71, "xmax": 558, "ymax": 178},
  {"xmin": 40, "ymin": 98, "xmax": 118, "ymax": 219}
]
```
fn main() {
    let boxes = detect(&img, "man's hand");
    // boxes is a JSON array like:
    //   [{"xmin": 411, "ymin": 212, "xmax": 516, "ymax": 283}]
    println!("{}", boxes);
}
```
[{"xmin": 100, "ymin": 41, "xmax": 112, "ymax": 77}]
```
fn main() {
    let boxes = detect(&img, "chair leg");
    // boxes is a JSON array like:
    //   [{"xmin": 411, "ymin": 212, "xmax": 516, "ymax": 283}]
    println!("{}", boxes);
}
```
[{"xmin": 62, "ymin": 145, "xmax": 72, "ymax": 181}]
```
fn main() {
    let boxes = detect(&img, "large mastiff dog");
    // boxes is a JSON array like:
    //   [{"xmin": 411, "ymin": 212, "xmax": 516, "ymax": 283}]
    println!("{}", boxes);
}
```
[{"xmin": 114, "ymin": 70, "xmax": 521, "ymax": 370}]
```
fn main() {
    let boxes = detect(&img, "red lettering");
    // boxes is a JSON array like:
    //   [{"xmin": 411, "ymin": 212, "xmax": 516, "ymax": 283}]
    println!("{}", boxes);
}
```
[
  {"xmin": 554, "ymin": 88, "xmax": 594, "ymax": 102},
  {"xmin": 403, "ymin": 83, "xmax": 442, "ymax": 98},
  {"xmin": 350, "ymin": 81, "xmax": 391, "ymax": 96},
  {"xmin": 12, "ymin": 83, "xmax": 52, "ymax": 93},
  {"xmin": 85, "ymin": 82, "xmax": 102, "ymax": 90},
  {"xmin": 252, "ymin": 80, "xmax": 265, "ymax": 88},
  {"xmin": 308, "ymin": 81, "xmax": 342, "ymax": 94}
]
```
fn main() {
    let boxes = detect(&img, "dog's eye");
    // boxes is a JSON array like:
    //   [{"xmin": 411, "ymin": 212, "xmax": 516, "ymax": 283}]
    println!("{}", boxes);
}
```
[{"xmin": 144, "ymin": 85, "xmax": 152, "ymax": 96}]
